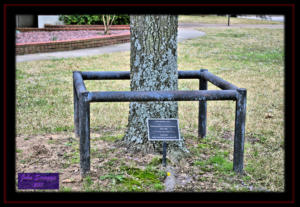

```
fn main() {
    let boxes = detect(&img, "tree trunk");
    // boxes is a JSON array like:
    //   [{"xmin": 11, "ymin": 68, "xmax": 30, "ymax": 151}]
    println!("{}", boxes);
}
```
[
  {"xmin": 121, "ymin": 15, "xmax": 189, "ymax": 162},
  {"xmin": 102, "ymin": 15, "xmax": 116, "ymax": 35}
]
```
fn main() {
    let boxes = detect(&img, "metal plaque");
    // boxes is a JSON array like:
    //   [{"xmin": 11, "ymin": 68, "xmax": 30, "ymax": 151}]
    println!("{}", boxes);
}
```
[{"xmin": 147, "ymin": 118, "xmax": 181, "ymax": 141}]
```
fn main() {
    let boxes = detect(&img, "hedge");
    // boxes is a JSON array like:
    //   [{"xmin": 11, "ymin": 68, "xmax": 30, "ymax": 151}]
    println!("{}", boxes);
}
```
[{"xmin": 59, "ymin": 15, "xmax": 130, "ymax": 25}]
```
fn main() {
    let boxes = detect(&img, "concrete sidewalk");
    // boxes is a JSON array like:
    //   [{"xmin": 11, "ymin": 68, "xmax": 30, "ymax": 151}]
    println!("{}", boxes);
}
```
[{"xmin": 16, "ymin": 28, "xmax": 205, "ymax": 62}]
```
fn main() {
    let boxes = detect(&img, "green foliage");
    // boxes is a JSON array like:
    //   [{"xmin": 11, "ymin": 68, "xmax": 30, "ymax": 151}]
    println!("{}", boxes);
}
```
[
  {"xmin": 16, "ymin": 149, "xmax": 23, "ymax": 153},
  {"xmin": 71, "ymin": 154, "xmax": 80, "ymax": 164},
  {"xmin": 98, "ymin": 165, "xmax": 165, "ymax": 192},
  {"xmin": 16, "ymin": 70, "xmax": 26, "ymax": 80},
  {"xmin": 209, "ymin": 155, "xmax": 226, "ymax": 165},
  {"xmin": 59, "ymin": 15, "xmax": 100, "ymax": 25},
  {"xmin": 100, "ymin": 174, "xmax": 125, "ymax": 184},
  {"xmin": 208, "ymin": 154, "xmax": 233, "ymax": 173},
  {"xmin": 59, "ymin": 14, "xmax": 130, "ymax": 25},
  {"xmin": 197, "ymin": 143, "xmax": 209, "ymax": 149},
  {"xmin": 215, "ymin": 32, "xmax": 247, "ymax": 38},
  {"xmin": 149, "ymin": 157, "xmax": 162, "ymax": 166},
  {"xmin": 154, "ymin": 183, "xmax": 164, "ymax": 190},
  {"xmin": 83, "ymin": 176, "xmax": 94, "ymax": 191},
  {"xmin": 113, "ymin": 14, "xmax": 130, "ymax": 25},
  {"xmin": 55, "ymin": 125, "xmax": 72, "ymax": 132},
  {"xmin": 61, "ymin": 186, "xmax": 72, "ymax": 192},
  {"xmin": 193, "ymin": 160, "xmax": 206, "ymax": 166},
  {"xmin": 98, "ymin": 134, "xmax": 123, "ymax": 142},
  {"xmin": 119, "ymin": 165, "xmax": 165, "ymax": 190}
]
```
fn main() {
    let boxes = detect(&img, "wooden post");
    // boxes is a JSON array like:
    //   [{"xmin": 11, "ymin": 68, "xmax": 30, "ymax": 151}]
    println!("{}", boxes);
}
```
[
  {"xmin": 199, "ymin": 69, "xmax": 208, "ymax": 138},
  {"xmin": 73, "ymin": 72, "xmax": 79, "ymax": 137},
  {"xmin": 233, "ymin": 88, "xmax": 247, "ymax": 173},
  {"xmin": 79, "ymin": 91, "xmax": 90, "ymax": 177}
]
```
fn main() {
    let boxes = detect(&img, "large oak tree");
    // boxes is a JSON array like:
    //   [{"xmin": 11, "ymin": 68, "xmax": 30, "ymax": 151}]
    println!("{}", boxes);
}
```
[{"xmin": 121, "ymin": 15, "xmax": 189, "ymax": 162}]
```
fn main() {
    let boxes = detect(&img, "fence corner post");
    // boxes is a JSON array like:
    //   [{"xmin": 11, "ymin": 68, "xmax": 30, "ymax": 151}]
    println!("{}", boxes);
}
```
[
  {"xmin": 233, "ymin": 88, "xmax": 247, "ymax": 174},
  {"xmin": 73, "ymin": 72, "xmax": 80, "ymax": 137},
  {"xmin": 199, "ymin": 69, "xmax": 208, "ymax": 138},
  {"xmin": 79, "ymin": 91, "xmax": 91, "ymax": 178}
]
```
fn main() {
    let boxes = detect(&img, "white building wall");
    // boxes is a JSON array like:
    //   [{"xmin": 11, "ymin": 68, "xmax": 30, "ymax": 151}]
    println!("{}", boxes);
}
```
[{"xmin": 38, "ymin": 15, "xmax": 64, "ymax": 28}]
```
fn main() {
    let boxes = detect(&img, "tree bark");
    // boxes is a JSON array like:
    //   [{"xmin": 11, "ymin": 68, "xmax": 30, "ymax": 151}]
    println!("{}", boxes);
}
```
[{"xmin": 121, "ymin": 15, "xmax": 189, "ymax": 162}]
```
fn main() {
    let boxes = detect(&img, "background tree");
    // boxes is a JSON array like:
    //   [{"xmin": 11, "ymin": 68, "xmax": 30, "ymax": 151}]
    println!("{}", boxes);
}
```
[
  {"xmin": 121, "ymin": 15, "xmax": 189, "ymax": 163},
  {"xmin": 102, "ymin": 14, "xmax": 116, "ymax": 35}
]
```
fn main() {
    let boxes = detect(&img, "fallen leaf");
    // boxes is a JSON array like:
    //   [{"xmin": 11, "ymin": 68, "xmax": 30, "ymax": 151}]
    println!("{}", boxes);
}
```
[{"xmin": 62, "ymin": 179, "xmax": 74, "ymax": 183}]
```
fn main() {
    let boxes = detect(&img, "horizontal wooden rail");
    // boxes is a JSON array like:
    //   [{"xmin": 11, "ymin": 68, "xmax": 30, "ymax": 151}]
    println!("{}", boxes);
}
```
[
  {"xmin": 88, "ymin": 90, "xmax": 237, "ymax": 102},
  {"xmin": 80, "ymin": 70, "xmax": 239, "ymax": 90},
  {"xmin": 201, "ymin": 70, "xmax": 238, "ymax": 90},
  {"xmin": 81, "ymin": 70, "xmax": 202, "ymax": 80}
]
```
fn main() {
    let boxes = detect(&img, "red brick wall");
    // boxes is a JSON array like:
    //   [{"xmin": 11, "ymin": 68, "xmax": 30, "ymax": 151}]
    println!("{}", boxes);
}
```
[{"xmin": 16, "ymin": 32, "xmax": 130, "ymax": 55}]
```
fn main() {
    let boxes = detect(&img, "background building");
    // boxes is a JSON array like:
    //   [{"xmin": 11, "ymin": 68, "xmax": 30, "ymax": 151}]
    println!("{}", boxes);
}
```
[{"xmin": 16, "ymin": 15, "xmax": 63, "ymax": 28}]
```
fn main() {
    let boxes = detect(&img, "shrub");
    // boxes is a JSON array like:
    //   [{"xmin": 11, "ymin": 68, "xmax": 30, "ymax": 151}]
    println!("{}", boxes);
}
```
[
  {"xmin": 113, "ymin": 14, "xmax": 130, "ymax": 25},
  {"xmin": 59, "ymin": 14, "xmax": 130, "ymax": 25}
]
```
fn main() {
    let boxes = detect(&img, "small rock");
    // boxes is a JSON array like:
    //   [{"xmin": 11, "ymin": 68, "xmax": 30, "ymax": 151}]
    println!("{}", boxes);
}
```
[
  {"xmin": 164, "ymin": 166, "xmax": 177, "ymax": 192},
  {"xmin": 265, "ymin": 113, "xmax": 273, "ymax": 119}
]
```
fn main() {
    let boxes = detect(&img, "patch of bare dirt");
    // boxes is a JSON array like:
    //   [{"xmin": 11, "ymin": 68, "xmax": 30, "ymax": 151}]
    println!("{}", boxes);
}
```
[
  {"xmin": 221, "ymin": 130, "xmax": 234, "ymax": 140},
  {"xmin": 16, "ymin": 132, "xmax": 165, "ymax": 192},
  {"xmin": 16, "ymin": 131, "xmax": 258, "ymax": 192},
  {"xmin": 16, "ymin": 133, "xmax": 82, "ymax": 191}
]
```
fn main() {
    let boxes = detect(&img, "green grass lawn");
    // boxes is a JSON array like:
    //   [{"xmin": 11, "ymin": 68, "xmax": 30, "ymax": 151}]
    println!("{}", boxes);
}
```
[
  {"xmin": 16, "ymin": 27, "xmax": 284, "ymax": 192},
  {"xmin": 178, "ymin": 15, "xmax": 283, "ymax": 25}
]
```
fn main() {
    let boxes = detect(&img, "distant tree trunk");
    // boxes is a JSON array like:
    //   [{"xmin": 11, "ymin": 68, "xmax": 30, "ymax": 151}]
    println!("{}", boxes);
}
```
[
  {"xmin": 102, "ymin": 14, "xmax": 115, "ymax": 35},
  {"xmin": 228, "ymin": 15, "xmax": 230, "ymax": 26},
  {"xmin": 121, "ymin": 15, "xmax": 189, "ymax": 162}
]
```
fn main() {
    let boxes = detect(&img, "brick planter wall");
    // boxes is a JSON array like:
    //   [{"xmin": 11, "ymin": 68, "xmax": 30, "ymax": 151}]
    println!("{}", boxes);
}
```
[
  {"xmin": 45, "ymin": 24, "xmax": 130, "ymax": 30},
  {"xmin": 17, "ymin": 24, "xmax": 130, "ymax": 32},
  {"xmin": 16, "ymin": 31, "xmax": 130, "ymax": 55}
]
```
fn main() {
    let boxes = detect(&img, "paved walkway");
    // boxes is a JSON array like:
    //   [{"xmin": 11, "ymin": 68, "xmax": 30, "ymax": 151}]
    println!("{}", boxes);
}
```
[
  {"xmin": 16, "ymin": 28, "xmax": 205, "ymax": 62},
  {"xmin": 237, "ymin": 15, "xmax": 284, "ymax": 22}
]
